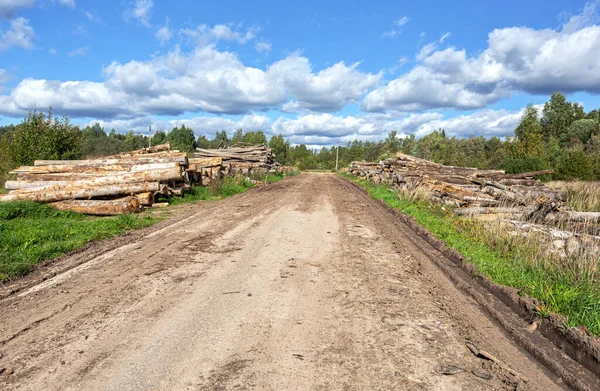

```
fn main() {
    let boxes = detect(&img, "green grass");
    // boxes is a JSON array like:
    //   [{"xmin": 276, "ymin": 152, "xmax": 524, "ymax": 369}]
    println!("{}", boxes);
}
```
[
  {"xmin": 0, "ymin": 172, "xmax": 296, "ymax": 283},
  {"xmin": 343, "ymin": 174, "xmax": 600, "ymax": 336},
  {"xmin": 0, "ymin": 201, "xmax": 157, "ymax": 282}
]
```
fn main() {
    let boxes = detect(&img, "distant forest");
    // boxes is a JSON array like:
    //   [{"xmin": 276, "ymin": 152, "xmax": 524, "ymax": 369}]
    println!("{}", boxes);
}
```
[{"xmin": 1, "ymin": 92, "xmax": 599, "ymax": 185}]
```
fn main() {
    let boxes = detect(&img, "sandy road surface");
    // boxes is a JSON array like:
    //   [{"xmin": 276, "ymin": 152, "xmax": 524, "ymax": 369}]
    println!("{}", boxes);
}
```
[{"xmin": 0, "ymin": 173, "xmax": 572, "ymax": 390}]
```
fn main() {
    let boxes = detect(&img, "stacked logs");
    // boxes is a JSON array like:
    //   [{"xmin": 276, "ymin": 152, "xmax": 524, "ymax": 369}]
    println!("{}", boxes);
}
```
[
  {"xmin": 195, "ymin": 145, "xmax": 277, "ymax": 176},
  {"xmin": 0, "ymin": 143, "xmax": 188, "ymax": 214},
  {"xmin": 350, "ymin": 153, "xmax": 574, "ymax": 218},
  {"xmin": 1, "ymin": 143, "xmax": 281, "ymax": 215}
]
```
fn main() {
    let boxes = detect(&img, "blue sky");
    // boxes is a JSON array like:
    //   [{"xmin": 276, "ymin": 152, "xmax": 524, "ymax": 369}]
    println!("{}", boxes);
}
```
[{"xmin": 1, "ymin": 0, "xmax": 600, "ymax": 146}]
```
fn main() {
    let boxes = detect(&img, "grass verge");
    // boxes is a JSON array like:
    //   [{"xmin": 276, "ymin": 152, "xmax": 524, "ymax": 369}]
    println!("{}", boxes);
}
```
[
  {"xmin": 0, "ymin": 202, "xmax": 157, "ymax": 282},
  {"xmin": 342, "ymin": 174, "xmax": 600, "ymax": 336},
  {"xmin": 0, "ymin": 171, "xmax": 296, "ymax": 283}
]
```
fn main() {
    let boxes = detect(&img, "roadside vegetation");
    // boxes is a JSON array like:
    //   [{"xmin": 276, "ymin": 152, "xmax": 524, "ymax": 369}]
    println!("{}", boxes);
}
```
[
  {"xmin": 547, "ymin": 181, "xmax": 600, "ymax": 212},
  {"xmin": 344, "ymin": 174, "xmax": 600, "ymax": 336},
  {"xmin": 0, "ymin": 171, "xmax": 294, "ymax": 283}
]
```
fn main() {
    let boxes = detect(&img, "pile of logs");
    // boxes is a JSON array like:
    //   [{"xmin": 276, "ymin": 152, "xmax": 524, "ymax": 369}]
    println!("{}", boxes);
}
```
[
  {"xmin": 195, "ymin": 145, "xmax": 277, "ymax": 176},
  {"xmin": 0, "ymin": 143, "xmax": 189, "ymax": 215},
  {"xmin": 0, "ymin": 143, "xmax": 282, "ymax": 215},
  {"xmin": 350, "ymin": 153, "xmax": 600, "ymax": 257},
  {"xmin": 350, "ymin": 153, "xmax": 599, "ymax": 226}
]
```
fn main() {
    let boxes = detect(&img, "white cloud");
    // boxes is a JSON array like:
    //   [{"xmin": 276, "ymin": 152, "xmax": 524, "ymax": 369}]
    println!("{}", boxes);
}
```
[
  {"xmin": 0, "ymin": 0, "xmax": 35, "ymax": 18},
  {"xmin": 180, "ymin": 23, "xmax": 257, "ymax": 46},
  {"xmin": 0, "ymin": 16, "xmax": 34, "ymax": 51},
  {"xmin": 255, "ymin": 40, "xmax": 270, "ymax": 53},
  {"xmin": 124, "ymin": 0, "xmax": 152, "ymax": 27},
  {"xmin": 155, "ymin": 17, "xmax": 171, "ymax": 45},
  {"xmin": 59, "ymin": 0, "xmax": 74, "ymax": 8},
  {"xmin": 364, "ymin": 2, "xmax": 600, "ymax": 112},
  {"xmin": 0, "ymin": 68, "xmax": 10, "ymax": 90},
  {"xmin": 67, "ymin": 46, "xmax": 88, "ymax": 56},
  {"xmin": 395, "ymin": 16, "xmax": 410, "ymax": 26},
  {"xmin": 0, "ymin": 46, "xmax": 379, "ymax": 118},
  {"xmin": 562, "ymin": 0, "xmax": 600, "ymax": 33},
  {"xmin": 48, "ymin": 47, "xmax": 56, "ymax": 54},
  {"xmin": 381, "ymin": 29, "xmax": 399, "ymax": 38},
  {"xmin": 84, "ymin": 11, "xmax": 102, "ymax": 24},
  {"xmin": 439, "ymin": 32, "xmax": 451, "ymax": 43}
]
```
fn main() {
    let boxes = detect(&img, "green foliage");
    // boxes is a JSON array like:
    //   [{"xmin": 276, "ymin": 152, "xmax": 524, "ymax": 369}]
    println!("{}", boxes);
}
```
[
  {"xmin": 151, "ymin": 130, "xmax": 167, "ymax": 146},
  {"xmin": 212, "ymin": 130, "xmax": 230, "ymax": 148},
  {"xmin": 555, "ymin": 146, "xmax": 595, "ymax": 180},
  {"xmin": 166, "ymin": 125, "xmax": 196, "ymax": 152},
  {"xmin": 345, "ymin": 174, "xmax": 600, "ymax": 336},
  {"xmin": 11, "ymin": 109, "xmax": 82, "ymax": 166},
  {"xmin": 514, "ymin": 104, "xmax": 544, "ymax": 156},
  {"xmin": 562, "ymin": 119, "xmax": 599, "ymax": 146},
  {"xmin": 123, "ymin": 130, "xmax": 147, "ymax": 152},
  {"xmin": 541, "ymin": 92, "xmax": 583, "ymax": 140},
  {"xmin": 268, "ymin": 134, "xmax": 290, "ymax": 164},
  {"xmin": 501, "ymin": 155, "xmax": 548, "ymax": 174},
  {"xmin": 0, "ymin": 203, "xmax": 156, "ymax": 282}
]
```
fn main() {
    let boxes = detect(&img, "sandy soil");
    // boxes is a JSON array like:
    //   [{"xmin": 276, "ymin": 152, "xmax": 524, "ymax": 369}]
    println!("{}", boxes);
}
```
[{"xmin": 0, "ymin": 173, "xmax": 573, "ymax": 390}]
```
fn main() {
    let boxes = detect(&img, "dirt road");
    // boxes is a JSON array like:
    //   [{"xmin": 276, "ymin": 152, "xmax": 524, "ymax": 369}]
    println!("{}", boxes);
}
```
[{"xmin": 0, "ymin": 173, "xmax": 578, "ymax": 390}]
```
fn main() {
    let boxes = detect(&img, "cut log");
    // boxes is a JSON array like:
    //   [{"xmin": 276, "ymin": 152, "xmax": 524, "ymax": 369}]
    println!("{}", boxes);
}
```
[
  {"xmin": 11, "ymin": 162, "xmax": 180, "ymax": 175},
  {"xmin": 151, "ymin": 202, "xmax": 169, "ymax": 208},
  {"xmin": 32, "ymin": 154, "xmax": 188, "ymax": 167},
  {"xmin": 5, "ymin": 167, "xmax": 182, "ymax": 191},
  {"xmin": 135, "ymin": 192, "xmax": 155, "ymax": 206},
  {"xmin": 455, "ymin": 207, "xmax": 529, "ymax": 216},
  {"xmin": 49, "ymin": 197, "xmax": 141, "ymax": 215},
  {"xmin": 0, "ymin": 182, "xmax": 160, "ymax": 203},
  {"xmin": 545, "ymin": 212, "xmax": 600, "ymax": 223},
  {"xmin": 126, "ymin": 142, "xmax": 171, "ymax": 155},
  {"xmin": 492, "ymin": 170, "xmax": 554, "ymax": 179}
]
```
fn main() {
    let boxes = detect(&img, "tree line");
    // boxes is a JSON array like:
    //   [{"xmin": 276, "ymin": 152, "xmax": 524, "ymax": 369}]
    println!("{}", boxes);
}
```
[{"xmin": 1, "ymin": 92, "xmax": 599, "ymax": 186}]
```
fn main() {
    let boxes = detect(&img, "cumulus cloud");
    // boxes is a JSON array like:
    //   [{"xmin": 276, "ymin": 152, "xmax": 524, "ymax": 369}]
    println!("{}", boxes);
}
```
[
  {"xmin": 88, "ymin": 106, "xmax": 525, "ymax": 147},
  {"xmin": 363, "ymin": 2, "xmax": 600, "ymax": 112},
  {"xmin": 0, "ymin": 0, "xmax": 35, "ymax": 18},
  {"xmin": 124, "ymin": 0, "xmax": 152, "ymax": 27},
  {"xmin": 269, "ymin": 55, "xmax": 382, "ymax": 112},
  {"xmin": 0, "ymin": 46, "xmax": 379, "ymax": 118},
  {"xmin": 0, "ymin": 16, "xmax": 34, "ymax": 51},
  {"xmin": 180, "ymin": 23, "xmax": 257, "ymax": 46}
]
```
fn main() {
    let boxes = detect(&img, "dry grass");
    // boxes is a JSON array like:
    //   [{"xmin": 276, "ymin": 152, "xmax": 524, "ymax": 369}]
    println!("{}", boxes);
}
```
[{"xmin": 548, "ymin": 181, "xmax": 600, "ymax": 212}]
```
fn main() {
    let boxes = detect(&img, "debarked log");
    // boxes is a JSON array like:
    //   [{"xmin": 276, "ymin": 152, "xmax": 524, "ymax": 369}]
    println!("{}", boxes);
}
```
[
  {"xmin": 0, "ymin": 183, "xmax": 160, "ymax": 203},
  {"xmin": 11, "ymin": 162, "xmax": 180, "ymax": 175},
  {"xmin": 5, "ymin": 167, "xmax": 182, "ymax": 190},
  {"xmin": 49, "ymin": 197, "xmax": 142, "ymax": 215}
]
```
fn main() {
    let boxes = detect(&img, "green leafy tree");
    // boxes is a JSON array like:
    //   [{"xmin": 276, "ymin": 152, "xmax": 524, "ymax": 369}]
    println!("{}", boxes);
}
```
[
  {"xmin": 541, "ymin": 92, "xmax": 578, "ymax": 140},
  {"xmin": 123, "ymin": 130, "xmax": 147, "ymax": 152},
  {"xmin": 151, "ymin": 130, "xmax": 167, "ymax": 146},
  {"xmin": 268, "ymin": 134, "xmax": 290, "ymax": 164},
  {"xmin": 514, "ymin": 104, "xmax": 545, "ymax": 156},
  {"xmin": 561, "ymin": 119, "xmax": 599, "ymax": 146},
  {"xmin": 241, "ymin": 130, "xmax": 267, "ymax": 145},
  {"xmin": 166, "ymin": 125, "xmax": 196, "ymax": 152},
  {"xmin": 231, "ymin": 129, "xmax": 243, "ymax": 145},
  {"xmin": 11, "ymin": 109, "xmax": 82, "ymax": 165},
  {"xmin": 555, "ymin": 146, "xmax": 594, "ymax": 180},
  {"xmin": 196, "ymin": 135, "xmax": 211, "ymax": 149},
  {"xmin": 211, "ymin": 130, "xmax": 229, "ymax": 148}
]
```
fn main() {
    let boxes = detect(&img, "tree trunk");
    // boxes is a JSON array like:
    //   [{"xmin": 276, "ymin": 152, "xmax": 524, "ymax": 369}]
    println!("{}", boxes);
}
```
[
  {"xmin": 5, "ymin": 167, "xmax": 182, "ymax": 191},
  {"xmin": 49, "ymin": 197, "xmax": 142, "ymax": 215},
  {"xmin": 11, "ymin": 162, "xmax": 181, "ymax": 175},
  {"xmin": 0, "ymin": 183, "xmax": 160, "ymax": 203}
]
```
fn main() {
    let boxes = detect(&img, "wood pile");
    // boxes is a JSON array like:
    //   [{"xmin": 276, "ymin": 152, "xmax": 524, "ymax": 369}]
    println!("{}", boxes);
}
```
[
  {"xmin": 1, "ymin": 143, "xmax": 283, "ymax": 215},
  {"xmin": 0, "ymin": 142, "xmax": 188, "ymax": 214},
  {"xmin": 350, "ymin": 153, "xmax": 598, "ymax": 225},
  {"xmin": 195, "ymin": 145, "xmax": 278, "ymax": 176}
]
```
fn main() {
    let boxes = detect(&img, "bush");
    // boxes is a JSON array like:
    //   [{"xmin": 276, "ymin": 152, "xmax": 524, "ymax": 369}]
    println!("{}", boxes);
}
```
[
  {"xmin": 555, "ymin": 147, "xmax": 595, "ymax": 180},
  {"xmin": 501, "ymin": 155, "xmax": 548, "ymax": 174}
]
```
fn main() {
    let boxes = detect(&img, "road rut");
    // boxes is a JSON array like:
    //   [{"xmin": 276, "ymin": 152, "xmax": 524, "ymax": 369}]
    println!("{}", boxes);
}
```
[{"xmin": 0, "ymin": 173, "xmax": 570, "ymax": 390}]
